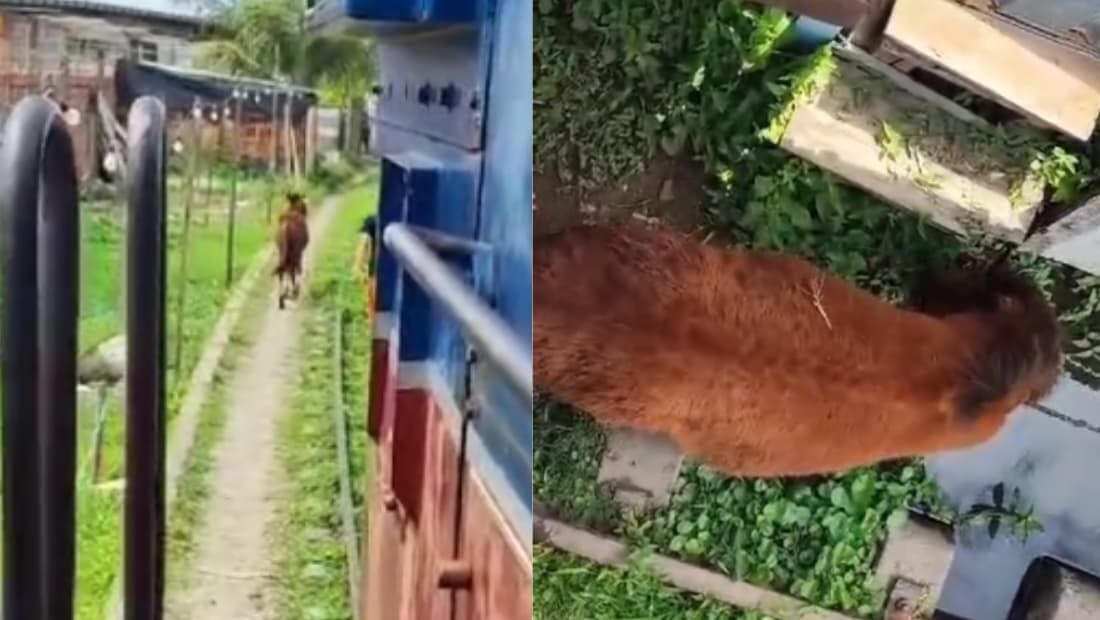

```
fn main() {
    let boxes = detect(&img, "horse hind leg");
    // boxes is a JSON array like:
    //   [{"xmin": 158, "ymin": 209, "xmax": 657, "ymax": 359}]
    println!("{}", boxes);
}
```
[{"xmin": 291, "ymin": 261, "xmax": 303, "ymax": 299}]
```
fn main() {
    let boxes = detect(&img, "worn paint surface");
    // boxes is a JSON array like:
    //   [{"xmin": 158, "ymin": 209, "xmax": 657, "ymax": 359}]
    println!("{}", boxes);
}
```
[
  {"xmin": 344, "ymin": 0, "xmax": 532, "ymax": 615},
  {"xmin": 927, "ymin": 377, "xmax": 1100, "ymax": 619}
]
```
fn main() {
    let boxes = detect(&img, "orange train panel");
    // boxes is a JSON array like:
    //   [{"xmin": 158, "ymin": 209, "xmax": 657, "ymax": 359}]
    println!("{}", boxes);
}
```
[
  {"xmin": 454, "ymin": 472, "xmax": 532, "ymax": 620},
  {"xmin": 363, "ymin": 389, "xmax": 459, "ymax": 620}
]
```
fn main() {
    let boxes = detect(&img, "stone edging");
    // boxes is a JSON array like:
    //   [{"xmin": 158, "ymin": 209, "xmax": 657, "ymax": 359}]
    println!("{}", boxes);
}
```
[{"xmin": 534, "ymin": 513, "xmax": 860, "ymax": 620}]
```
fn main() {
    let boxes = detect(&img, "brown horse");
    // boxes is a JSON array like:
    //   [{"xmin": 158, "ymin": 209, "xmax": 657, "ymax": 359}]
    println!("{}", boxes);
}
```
[
  {"xmin": 534, "ymin": 221, "xmax": 1062, "ymax": 478},
  {"xmin": 273, "ymin": 192, "xmax": 310, "ymax": 309}
]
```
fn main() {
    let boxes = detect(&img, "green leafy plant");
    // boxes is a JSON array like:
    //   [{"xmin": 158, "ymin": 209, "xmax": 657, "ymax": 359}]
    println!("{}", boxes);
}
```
[{"xmin": 956, "ymin": 483, "xmax": 1043, "ymax": 542}]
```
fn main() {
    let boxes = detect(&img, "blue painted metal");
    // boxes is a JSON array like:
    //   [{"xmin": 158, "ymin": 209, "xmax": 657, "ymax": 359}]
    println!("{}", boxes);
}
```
[
  {"xmin": 467, "ymin": 0, "xmax": 532, "ymax": 543},
  {"xmin": 783, "ymin": 16, "xmax": 842, "ymax": 52},
  {"xmin": 383, "ymin": 223, "xmax": 531, "ymax": 403},
  {"xmin": 319, "ymin": 0, "xmax": 531, "ymax": 546},
  {"xmin": 308, "ymin": 0, "xmax": 481, "ymax": 33},
  {"xmin": 926, "ymin": 376, "xmax": 1100, "ymax": 618}
]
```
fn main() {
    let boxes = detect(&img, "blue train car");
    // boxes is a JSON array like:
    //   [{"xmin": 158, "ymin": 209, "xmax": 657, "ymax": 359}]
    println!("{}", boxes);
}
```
[{"xmin": 309, "ymin": 0, "xmax": 532, "ymax": 617}]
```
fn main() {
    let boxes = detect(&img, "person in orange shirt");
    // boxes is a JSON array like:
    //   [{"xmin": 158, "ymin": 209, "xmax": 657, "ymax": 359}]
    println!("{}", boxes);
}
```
[{"xmin": 353, "ymin": 213, "xmax": 378, "ymax": 318}]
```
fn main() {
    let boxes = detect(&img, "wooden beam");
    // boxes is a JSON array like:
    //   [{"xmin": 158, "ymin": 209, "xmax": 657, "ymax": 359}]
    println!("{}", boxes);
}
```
[
  {"xmin": 882, "ymin": 0, "xmax": 1100, "ymax": 141},
  {"xmin": 1025, "ymin": 195, "xmax": 1100, "ymax": 277},
  {"xmin": 832, "ymin": 42, "xmax": 990, "ymax": 128},
  {"xmin": 778, "ymin": 59, "xmax": 1044, "ymax": 242}
]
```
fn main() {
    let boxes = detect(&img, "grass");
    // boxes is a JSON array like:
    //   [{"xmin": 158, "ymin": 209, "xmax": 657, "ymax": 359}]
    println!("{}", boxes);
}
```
[
  {"xmin": 534, "ymin": 0, "xmax": 1100, "ymax": 616},
  {"xmin": 162, "ymin": 255, "xmax": 274, "ymax": 600},
  {"xmin": 70, "ymin": 172, "xmax": 288, "ymax": 619},
  {"xmin": 274, "ymin": 181, "xmax": 378, "ymax": 620},
  {"xmin": 534, "ymin": 546, "xmax": 758, "ymax": 619}
]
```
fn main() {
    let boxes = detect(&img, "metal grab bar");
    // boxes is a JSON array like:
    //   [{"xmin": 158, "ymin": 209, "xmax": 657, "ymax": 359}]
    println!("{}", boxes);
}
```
[
  {"xmin": 0, "ymin": 96, "xmax": 81, "ymax": 620},
  {"xmin": 124, "ymin": 96, "xmax": 168, "ymax": 620},
  {"xmin": 383, "ymin": 223, "xmax": 533, "ymax": 407}
]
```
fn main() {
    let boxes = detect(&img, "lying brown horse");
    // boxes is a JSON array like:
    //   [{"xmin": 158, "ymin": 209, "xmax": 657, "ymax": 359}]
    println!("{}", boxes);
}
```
[
  {"xmin": 534, "ymin": 221, "xmax": 1062, "ymax": 478},
  {"xmin": 273, "ymin": 192, "xmax": 310, "ymax": 309}
]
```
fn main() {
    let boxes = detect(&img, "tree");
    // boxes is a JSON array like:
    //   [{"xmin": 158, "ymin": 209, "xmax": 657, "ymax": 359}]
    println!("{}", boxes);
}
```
[
  {"xmin": 195, "ymin": 0, "xmax": 373, "ymax": 92},
  {"xmin": 194, "ymin": 0, "xmax": 375, "ymax": 152}
]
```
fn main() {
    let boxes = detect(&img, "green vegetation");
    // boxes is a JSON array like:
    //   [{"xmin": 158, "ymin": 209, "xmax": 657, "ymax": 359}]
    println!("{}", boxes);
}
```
[
  {"xmin": 535, "ymin": 0, "xmax": 1100, "ymax": 617},
  {"xmin": 536, "ymin": 402, "xmax": 954, "ymax": 616},
  {"xmin": 72, "ymin": 175, "xmax": 284, "ymax": 619},
  {"xmin": 535, "ymin": 546, "xmax": 756, "ymax": 620},
  {"xmin": 164, "ymin": 251, "xmax": 272, "ymax": 596},
  {"xmin": 196, "ymin": 0, "xmax": 375, "ymax": 152},
  {"xmin": 274, "ymin": 182, "xmax": 377, "ymax": 620}
]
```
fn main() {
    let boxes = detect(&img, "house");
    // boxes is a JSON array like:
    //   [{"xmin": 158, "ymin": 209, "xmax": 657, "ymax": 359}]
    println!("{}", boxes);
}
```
[{"xmin": 0, "ymin": 0, "xmax": 208, "ymax": 174}]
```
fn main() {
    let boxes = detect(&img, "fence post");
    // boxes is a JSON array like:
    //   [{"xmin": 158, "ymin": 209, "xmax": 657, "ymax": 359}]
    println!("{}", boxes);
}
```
[
  {"xmin": 124, "ymin": 95, "xmax": 168, "ymax": 620},
  {"xmin": 226, "ymin": 93, "xmax": 242, "ymax": 288},
  {"xmin": 173, "ymin": 99, "xmax": 200, "ymax": 375}
]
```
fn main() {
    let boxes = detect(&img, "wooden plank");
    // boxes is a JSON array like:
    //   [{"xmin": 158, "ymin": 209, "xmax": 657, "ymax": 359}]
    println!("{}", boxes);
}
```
[
  {"xmin": 832, "ymin": 42, "xmax": 990, "ymax": 128},
  {"xmin": 535, "ymin": 516, "xmax": 861, "ymax": 620},
  {"xmin": 883, "ymin": 0, "xmax": 1100, "ymax": 141},
  {"xmin": 779, "ymin": 59, "xmax": 1044, "ymax": 242},
  {"xmin": 1025, "ymin": 195, "xmax": 1100, "ymax": 277}
]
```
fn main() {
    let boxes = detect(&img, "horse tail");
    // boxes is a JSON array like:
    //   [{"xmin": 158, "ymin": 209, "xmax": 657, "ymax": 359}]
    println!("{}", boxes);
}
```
[{"xmin": 273, "ymin": 219, "xmax": 291, "ymax": 276}]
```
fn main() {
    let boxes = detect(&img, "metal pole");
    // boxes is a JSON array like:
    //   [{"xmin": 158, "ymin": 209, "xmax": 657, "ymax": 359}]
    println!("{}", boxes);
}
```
[
  {"xmin": 0, "ymin": 95, "xmax": 81, "ymax": 620},
  {"xmin": 382, "ymin": 223, "xmax": 533, "ymax": 405},
  {"xmin": 124, "ymin": 95, "xmax": 168, "ymax": 620},
  {"xmin": 226, "ymin": 94, "xmax": 242, "ymax": 287}
]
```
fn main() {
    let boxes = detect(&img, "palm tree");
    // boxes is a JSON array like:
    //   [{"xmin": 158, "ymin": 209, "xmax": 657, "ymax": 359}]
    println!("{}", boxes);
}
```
[{"xmin": 194, "ymin": 0, "xmax": 375, "ymax": 150}]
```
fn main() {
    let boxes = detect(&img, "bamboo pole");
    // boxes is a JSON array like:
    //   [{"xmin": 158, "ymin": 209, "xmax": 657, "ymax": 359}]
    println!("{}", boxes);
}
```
[
  {"xmin": 225, "ymin": 94, "xmax": 242, "ymax": 288},
  {"xmin": 173, "ymin": 101, "xmax": 201, "ymax": 375},
  {"xmin": 203, "ymin": 105, "xmax": 224, "ymax": 226}
]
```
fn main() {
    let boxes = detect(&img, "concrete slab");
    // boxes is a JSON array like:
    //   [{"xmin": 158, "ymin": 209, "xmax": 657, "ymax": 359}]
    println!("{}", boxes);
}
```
[
  {"xmin": 875, "ymin": 514, "xmax": 956, "ymax": 615},
  {"xmin": 1055, "ymin": 567, "xmax": 1100, "ymax": 619},
  {"xmin": 597, "ymin": 427, "xmax": 683, "ymax": 511}
]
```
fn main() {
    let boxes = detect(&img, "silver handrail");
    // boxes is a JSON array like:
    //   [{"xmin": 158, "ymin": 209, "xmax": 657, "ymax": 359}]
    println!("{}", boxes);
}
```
[{"xmin": 383, "ymin": 223, "xmax": 532, "ymax": 407}]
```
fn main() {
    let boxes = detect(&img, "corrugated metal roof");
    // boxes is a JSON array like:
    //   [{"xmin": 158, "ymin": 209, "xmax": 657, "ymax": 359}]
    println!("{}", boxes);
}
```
[{"xmin": 0, "ymin": 0, "xmax": 209, "ymax": 25}]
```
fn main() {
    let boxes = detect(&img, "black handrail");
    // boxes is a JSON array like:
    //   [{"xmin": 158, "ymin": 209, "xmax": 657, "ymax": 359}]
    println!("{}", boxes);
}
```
[
  {"xmin": 124, "ymin": 96, "xmax": 168, "ymax": 620},
  {"xmin": 0, "ymin": 96, "xmax": 81, "ymax": 620}
]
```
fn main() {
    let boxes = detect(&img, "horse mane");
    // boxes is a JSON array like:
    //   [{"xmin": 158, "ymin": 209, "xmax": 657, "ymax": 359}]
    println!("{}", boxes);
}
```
[{"xmin": 906, "ymin": 257, "xmax": 1064, "ymax": 420}]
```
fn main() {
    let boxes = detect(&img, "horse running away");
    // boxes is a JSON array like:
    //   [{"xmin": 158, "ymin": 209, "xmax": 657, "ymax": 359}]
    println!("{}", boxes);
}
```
[
  {"xmin": 534, "ymin": 222, "xmax": 1063, "ymax": 478},
  {"xmin": 274, "ymin": 192, "xmax": 310, "ymax": 309}
]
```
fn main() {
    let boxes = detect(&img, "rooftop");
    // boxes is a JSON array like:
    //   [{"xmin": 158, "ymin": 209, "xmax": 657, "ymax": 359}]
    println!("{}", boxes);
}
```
[{"xmin": 0, "ymin": 0, "xmax": 210, "ymax": 26}]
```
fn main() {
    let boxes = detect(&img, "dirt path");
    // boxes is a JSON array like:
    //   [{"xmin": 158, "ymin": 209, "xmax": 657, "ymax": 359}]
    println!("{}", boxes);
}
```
[{"xmin": 168, "ymin": 196, "xmax": 341, "ymax": 620}]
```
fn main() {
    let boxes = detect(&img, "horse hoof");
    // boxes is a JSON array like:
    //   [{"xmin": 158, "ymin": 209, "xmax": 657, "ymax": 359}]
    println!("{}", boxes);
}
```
[{"xmin": 278, "ymin": 296, "xmax": 286, "ymax": 310}]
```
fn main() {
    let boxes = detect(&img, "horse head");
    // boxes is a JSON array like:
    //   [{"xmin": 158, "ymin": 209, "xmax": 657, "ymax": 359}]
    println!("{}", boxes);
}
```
[{"xmin": 906, "ymin": 251, "xmax": 1064, "ymax": 416}]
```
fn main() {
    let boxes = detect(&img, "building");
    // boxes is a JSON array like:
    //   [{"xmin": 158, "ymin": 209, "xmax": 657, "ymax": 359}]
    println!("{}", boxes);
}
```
[{"xmin": 0, "ymin": 0, "xmax": 207, "ymax": 174}]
